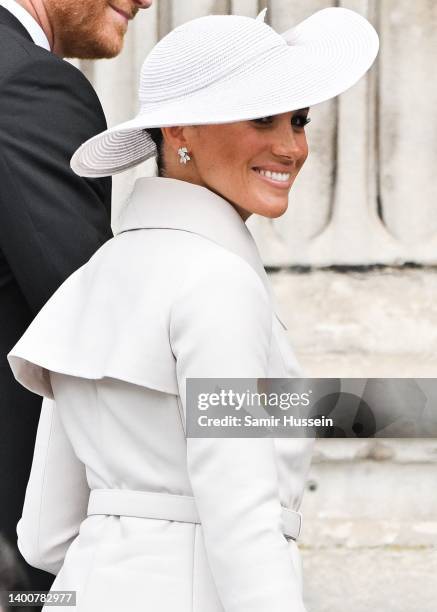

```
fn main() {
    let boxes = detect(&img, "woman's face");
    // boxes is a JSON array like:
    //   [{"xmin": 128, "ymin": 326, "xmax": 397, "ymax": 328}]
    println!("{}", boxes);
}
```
[{"xmin": 183, "ymin": 110, "xmax": 310, "ymax": 219}]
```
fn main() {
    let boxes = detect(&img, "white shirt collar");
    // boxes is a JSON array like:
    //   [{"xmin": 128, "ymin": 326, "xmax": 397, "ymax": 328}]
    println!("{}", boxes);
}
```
[{"xmin": 0, "ymin": 0, "xmax": 50, "ymax": 51}]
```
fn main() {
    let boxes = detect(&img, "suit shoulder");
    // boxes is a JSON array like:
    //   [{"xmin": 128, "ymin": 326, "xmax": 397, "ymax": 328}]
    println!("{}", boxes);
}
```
[
  {"xmin": 12, "ymin": 51, "xmax": 97, "ymax": 95},
  {"xmin": 0, "ymin": 39, "xmax": 102, "ymax": 110},
  {"xmin": 0, "ymin": 24, "xmax": 34, "ymax": 78},
  {"xmin": 0, "ymin": 53, "xmax": 107, "ymax": 136}
]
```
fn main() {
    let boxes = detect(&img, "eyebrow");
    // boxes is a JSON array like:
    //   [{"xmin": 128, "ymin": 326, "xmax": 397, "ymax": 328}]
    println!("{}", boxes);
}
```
[{"xmin": 294, "ymin": 107, "xmax": 310, "ymax": 113}]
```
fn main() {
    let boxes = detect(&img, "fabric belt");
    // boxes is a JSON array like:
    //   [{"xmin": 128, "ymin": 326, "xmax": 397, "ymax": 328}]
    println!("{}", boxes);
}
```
[{"xmin": 87, "ymin": 489, "xmax": 302, "ymax": 541}]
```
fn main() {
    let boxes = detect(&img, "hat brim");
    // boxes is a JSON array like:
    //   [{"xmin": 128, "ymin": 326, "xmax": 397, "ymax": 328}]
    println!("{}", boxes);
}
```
[{"xmin": 71, "ymin": 7, "xmax": 379, "ymax": 178}]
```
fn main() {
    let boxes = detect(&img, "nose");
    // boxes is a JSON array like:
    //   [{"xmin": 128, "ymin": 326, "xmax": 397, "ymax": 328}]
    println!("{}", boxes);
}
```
[{"xmin": 271, "ymin": 128, "xmax": 304, "ymax": 161}]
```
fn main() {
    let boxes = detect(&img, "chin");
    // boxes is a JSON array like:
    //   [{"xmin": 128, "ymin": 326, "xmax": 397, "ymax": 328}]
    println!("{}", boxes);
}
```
[
  {"xmin": 96, "ymin": 24, "xmax": 126, "ymax": 56},
  {"xmin": 99, "ymin": 38, "xmax": 124, "ymax": 58},
  {"xmin": 254, "ymin": 197, "xmax": 289, "ymax": 219},
  {"xmin": 63, "ymin": 39, "xmax": 124, "ymax": 59},
  {"xmin": 66, "ymin": 24, "xmax": 125, "ymax": 59},
  {"xmin": 263, "ymin": 207, "xmax": 288, "ymax": 219}
]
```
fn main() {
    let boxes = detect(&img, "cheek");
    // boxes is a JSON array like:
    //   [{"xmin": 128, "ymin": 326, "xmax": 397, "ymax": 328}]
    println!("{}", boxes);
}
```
[
  {"xmin": 195, "ymin": 131, "xmax": 245, "ymax": 176},
  {"xmin": 298, "ymin": 138, "xmax": 309, "ymax": 167}
]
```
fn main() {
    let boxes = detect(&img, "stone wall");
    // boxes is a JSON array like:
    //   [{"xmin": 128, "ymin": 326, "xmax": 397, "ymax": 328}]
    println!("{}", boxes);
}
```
[
  {"xmin": 272, "ymin": 269, "xmax": 437, "ymax": 611},
  {"xmin": 302, "ymin": 440, "xmax": 437, "ymax": 612}
]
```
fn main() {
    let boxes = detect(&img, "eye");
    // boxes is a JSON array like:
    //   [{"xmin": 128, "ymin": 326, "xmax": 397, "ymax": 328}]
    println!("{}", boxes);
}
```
[
  {"xmin": 252, "ymin": 116, "xmax": 274, "ymax": 126},
  {"xmin": 292, "ymin": 115, "xmax": 311, "ymax": 129}
]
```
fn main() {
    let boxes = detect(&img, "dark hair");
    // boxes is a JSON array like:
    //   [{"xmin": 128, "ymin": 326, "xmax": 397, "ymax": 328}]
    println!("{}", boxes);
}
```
[{"xmin": 146, "ymin": 128, "xmax": 165, "ymax": 176}]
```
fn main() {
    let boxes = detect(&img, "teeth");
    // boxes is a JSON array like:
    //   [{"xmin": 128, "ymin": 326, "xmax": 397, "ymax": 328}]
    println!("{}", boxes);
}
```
[{"xmin": 256, "ymin": 168, "xmax": 291, "ymax": 182}]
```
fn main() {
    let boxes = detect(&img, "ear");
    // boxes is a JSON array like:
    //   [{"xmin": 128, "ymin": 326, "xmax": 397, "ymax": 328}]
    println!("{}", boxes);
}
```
[{"xmin": 161, "ymin": 126, "xmax": 190, "ymax": 155}]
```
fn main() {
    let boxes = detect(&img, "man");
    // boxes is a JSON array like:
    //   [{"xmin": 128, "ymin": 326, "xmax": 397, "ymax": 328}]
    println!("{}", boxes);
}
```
[{"xmin": 0, "ymin": 0, "xmax": 152, "ymax": 598}]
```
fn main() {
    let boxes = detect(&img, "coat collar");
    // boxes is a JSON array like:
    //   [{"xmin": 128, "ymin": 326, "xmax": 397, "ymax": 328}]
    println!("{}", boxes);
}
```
[
  {"xmin": 0, "ymin": 4, "xmax": 32, "ymax": 42},
  {"xmin": 0, "ymin": 2, "xmax": 50, "ymax": 49},
  {"xmin": 117, "ymin": 177, "xmax": 276, "ymax": 303}
]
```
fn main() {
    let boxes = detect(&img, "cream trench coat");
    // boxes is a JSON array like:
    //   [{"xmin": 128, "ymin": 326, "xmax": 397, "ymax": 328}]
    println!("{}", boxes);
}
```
[{"xmin": 8, "ymin": 177, "xmax": 314, "ymax": 612}]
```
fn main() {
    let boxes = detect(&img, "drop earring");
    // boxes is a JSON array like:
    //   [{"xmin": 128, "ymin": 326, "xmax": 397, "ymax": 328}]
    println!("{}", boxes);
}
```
[{"xmin": 178, "ymin": 147, "xmax": 191, "ymax": 164}]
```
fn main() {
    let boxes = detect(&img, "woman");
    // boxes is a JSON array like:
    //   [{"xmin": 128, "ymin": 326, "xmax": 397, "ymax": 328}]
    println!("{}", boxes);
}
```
[{"xmin": 8, "ymin": 8, "xmax": 378, "ymax": 612}]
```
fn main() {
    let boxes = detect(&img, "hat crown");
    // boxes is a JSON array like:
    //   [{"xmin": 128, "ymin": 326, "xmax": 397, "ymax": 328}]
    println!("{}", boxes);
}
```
[{"xmin": 138, "ymin": 15, "xmax": 285, "ymax": 105}]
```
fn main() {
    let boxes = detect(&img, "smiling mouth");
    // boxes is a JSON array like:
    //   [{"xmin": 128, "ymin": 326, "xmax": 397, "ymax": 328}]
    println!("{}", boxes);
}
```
[{"xmin": 252, "ymin": 167, "xmax": 292, "ymax": 186}]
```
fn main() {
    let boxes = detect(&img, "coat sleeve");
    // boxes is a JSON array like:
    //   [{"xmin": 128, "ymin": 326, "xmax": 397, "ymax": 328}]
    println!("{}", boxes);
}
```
[
  {"xmin": 0, "ymin": 55, "xmax": 112, "ymax": 314},
  {"xmin": 17, "ymin": 397, "xmax": 89, "ymax": 576},
  {"xmin": 170, "ymin": 253, "xmax": 307, "ymax": 612}
]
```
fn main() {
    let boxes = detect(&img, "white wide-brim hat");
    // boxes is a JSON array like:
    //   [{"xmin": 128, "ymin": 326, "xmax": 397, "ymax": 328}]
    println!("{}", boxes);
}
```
[{"xmin": 71, "ymin": 7, "xmax": 379, "ymax": 178}]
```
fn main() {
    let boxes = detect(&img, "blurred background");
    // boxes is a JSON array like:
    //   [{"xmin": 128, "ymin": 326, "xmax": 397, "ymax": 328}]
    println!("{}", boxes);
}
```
[{"xmin": 73, "ymin": 1, "xmax": 437, "ymax": 610}]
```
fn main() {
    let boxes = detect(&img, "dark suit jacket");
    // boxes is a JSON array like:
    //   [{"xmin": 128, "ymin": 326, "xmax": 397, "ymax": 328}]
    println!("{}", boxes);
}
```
[{"xmin": 0, "ymin": 6, "xmax": 112, "ymax": 594}]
